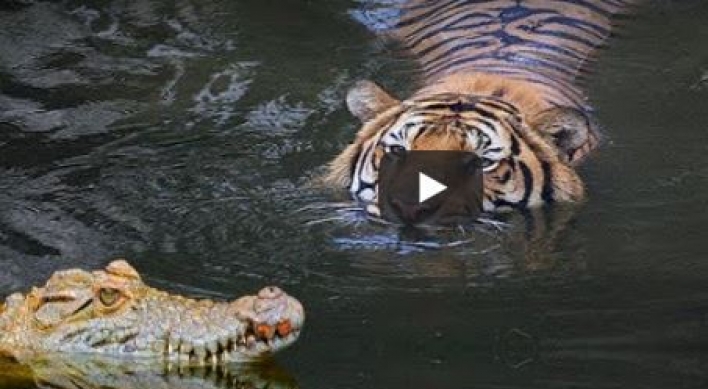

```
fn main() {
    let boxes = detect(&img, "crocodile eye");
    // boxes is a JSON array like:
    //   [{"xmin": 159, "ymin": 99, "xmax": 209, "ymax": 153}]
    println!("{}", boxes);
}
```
[{"xmin": 98, "ymin": 288, "xmax": 121, "ymax": 307}]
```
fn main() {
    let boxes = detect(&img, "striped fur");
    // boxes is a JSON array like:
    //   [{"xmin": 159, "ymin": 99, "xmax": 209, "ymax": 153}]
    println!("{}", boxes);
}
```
[
  {"xmin": 397, "ymin": 0, "xmax": 636, "ymax": 107},
  {"xmin": 326, "ymin": 0, "xmax": 638, "ymax": 220}
]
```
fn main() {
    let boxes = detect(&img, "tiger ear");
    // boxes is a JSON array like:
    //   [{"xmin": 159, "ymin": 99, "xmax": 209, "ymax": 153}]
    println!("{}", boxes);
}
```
[
  {"xmin": 531, "ymin": 107, "xmax": 601, "ymax": 165},
  {"xmin": 346, "ymin": 80, "xmax": 399, "ymax": 122}
]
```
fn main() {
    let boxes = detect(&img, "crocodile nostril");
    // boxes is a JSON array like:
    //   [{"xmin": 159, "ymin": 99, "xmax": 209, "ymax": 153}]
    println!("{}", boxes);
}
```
[{"xmin": 258, "ymin": 286, "xmax": 283, "ymax": 299}]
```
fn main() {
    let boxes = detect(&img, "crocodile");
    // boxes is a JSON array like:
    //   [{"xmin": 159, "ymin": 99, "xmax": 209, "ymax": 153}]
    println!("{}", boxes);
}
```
[{"xmin": 0, "ymin": 260, "xmax": 304, "ymax": 365}]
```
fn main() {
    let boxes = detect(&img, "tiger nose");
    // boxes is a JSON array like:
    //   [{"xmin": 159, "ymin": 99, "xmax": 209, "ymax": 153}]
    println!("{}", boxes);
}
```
[{"xmin": 390, "ymin": 198, "xmax": 432, "ymax": 224}]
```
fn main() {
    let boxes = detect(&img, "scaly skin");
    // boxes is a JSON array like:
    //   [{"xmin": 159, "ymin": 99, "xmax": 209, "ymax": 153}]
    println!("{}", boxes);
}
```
[{"xmin": 0, "ymin": 260, "xmax": 304, "ymax": 364}]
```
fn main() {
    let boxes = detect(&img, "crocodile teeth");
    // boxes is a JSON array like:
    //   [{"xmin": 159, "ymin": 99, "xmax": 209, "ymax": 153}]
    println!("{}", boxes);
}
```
[
  {"xmin": 179, "ymin": 342, "xmax": 193, "ymax": 355},
  {"xmin": 193, "ymin": 344, "xmax": 207, "ymax": 364},
  {"xmin": 168, "ymin": 338, "xmax": 179, "ymax": 355},
  {"xmin": 246, "ymin": 335, "xmax": 257, "ymax": 349},
  {"xmin": 218, "ymin": 336, "xmax": 230, "ymax": 350},
  {"xmin": 207, "ymin": 340, "xmax": 219, "ymax": 354}
]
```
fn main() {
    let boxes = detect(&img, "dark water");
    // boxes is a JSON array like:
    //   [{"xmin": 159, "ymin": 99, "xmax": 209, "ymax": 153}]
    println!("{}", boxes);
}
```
[{"xmin": 1, "ymin": 0, "xmax": 708, "ymax": 388}]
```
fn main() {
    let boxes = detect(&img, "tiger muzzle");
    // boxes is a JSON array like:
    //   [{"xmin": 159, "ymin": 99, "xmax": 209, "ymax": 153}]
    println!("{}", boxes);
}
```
[{"xmin": 379, "ymin": 150, "xmax": 483, "ymax": 226}]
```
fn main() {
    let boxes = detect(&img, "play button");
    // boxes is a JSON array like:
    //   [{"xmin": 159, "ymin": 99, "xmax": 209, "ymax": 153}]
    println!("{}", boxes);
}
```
[
  {"xmin": 378, "ymin": 150, "xmax": 483, "ymax": 225},
  {"xmin": 419, "ymin": 172, "xmax": 447, "ymax": 203}
]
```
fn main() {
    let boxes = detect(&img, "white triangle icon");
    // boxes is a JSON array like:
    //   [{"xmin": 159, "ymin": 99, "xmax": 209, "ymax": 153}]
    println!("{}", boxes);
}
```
[{"xmin": 419, "ymin": 172, "xmax": 447, "ymax": 203}]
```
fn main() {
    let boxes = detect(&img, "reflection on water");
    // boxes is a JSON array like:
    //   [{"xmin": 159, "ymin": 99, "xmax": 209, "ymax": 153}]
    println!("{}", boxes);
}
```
[
  {"xmin": 1, "ymin": 0, "xmax": 708, "ymax": 388},
  {"xmin": 0, "ymin": 355, "xmax": 297, "ymax": 389}
]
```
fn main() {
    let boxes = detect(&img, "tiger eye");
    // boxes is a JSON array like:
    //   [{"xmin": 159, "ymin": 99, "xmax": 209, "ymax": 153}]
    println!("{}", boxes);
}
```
[
  {"xmin": 388, "ymin": 145, "xmax": 407, "ymax": 156},
  {"xmin": 98, "ymin": 288, "xmax": 121, "ymax": 306}
]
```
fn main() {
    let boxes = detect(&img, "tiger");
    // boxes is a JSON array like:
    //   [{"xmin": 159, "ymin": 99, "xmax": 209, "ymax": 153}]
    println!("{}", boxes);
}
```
[{"xmin": 324, "ymin": 0, "xmax": 638, "ymax": 225}]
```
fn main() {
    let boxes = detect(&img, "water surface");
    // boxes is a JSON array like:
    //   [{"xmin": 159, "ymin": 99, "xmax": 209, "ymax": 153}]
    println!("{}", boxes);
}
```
[{"xmin": 1, "ymin": 1, "xmax": 708, "ymax": 388}]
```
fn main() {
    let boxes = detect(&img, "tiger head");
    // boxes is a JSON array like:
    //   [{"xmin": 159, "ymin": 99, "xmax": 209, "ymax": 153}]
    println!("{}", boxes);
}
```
[{"xmin": 325, "ymin": 77, "xmax": 599, "ymax": 225}]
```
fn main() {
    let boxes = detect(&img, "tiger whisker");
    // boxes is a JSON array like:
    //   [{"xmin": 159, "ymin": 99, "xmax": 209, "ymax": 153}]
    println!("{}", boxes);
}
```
[
  {"xmin": 406, "ymin": 238, "xmax": 476, "ymax": 249},
  {"xmin": 475, "ymin": 218, "xmax": 508, "ymax": 231},
  {"xmin": 335, "ymin": 208, "xmax": 367, "ymax": 213},
  {"xmin": 303, "ymin": 216, "xmax": 351, "ymax": 226},
  {"xmin": 293, "ymin": 202, "xmax": 362, "ymax": 213}
]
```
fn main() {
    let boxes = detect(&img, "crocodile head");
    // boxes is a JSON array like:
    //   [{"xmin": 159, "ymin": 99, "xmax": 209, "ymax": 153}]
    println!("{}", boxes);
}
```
[{"xmin": 0, "ymin": 260, "xmax": 304, "ymax": 364}]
